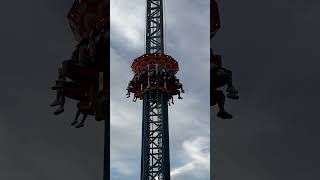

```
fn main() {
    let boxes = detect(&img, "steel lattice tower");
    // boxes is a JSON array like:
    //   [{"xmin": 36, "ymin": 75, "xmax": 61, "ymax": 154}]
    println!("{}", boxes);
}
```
[
  {"xmin": 127, "ymin": 0, "xmax": 183, "ymax": 179},
  {"xmin": 143, "ymin": 1, "xmax": 169, "ymax": 179},
  {"xmin": 146, "ymin": 0, "xmax": 164, "ymax": 54}
]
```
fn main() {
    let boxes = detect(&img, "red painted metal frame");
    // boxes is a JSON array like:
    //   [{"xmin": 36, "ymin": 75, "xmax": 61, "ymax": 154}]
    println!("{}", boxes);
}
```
[
  {"xmin": 211, "ymin": 0, "xmax": 221, "ymax": 34},
  {"xmin": 68, "ymin": 0, "xmax": 108, "ymax": 41},
  {"xmin": 131, "ymin": 53, "xmax": 179, "ymax": 74}
]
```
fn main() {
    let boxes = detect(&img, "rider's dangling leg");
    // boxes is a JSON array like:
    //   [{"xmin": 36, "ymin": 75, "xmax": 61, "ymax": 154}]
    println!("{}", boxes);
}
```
[
  {"xmin": 215, "ymin": 68, "xmax": 239, "ymax": 99},
  {"xmin": 54, "ymin": 92, "xmax": 65, "ymax": 115},
  {"xmin": 212, "ymin": 90, "xmax": 232, "ymax": 119},
  {"xmin": 71, "ymin": 109, "xmax": 81, "ymax": 126}
]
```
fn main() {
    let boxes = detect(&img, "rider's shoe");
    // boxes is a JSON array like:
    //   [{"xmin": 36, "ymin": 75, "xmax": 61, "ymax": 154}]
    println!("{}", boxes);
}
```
[
  {"xmin": 54, "ymin": 107, "xmax": 64, "ymax": 115},
  {"xmin": 227, "ymin": 86, "xmax": 238, "ymax": 94},
  {"xmin": 75, "ymin": 123, "xmax": 84, "ymax": 128},
  {"xmin": 217, "ymin": 110, "xmax": 233, "ymax": 119},
  {"xmin": 178, "ymin": 96, "xmax": 183, "ymax": 99},
  {"xmin": 50, "ymin": 99, "xmax": 60, "ymax": 107},
  {"xmin": 227, "ymin": 92, "xmax": 239, "ymax": 100},
  {"xmin": 71, "ymin": 121, "xmax": 78, "ymax": 126}
]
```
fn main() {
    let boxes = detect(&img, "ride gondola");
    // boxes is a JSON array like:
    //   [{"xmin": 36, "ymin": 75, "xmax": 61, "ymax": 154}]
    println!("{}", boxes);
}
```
[{"xmin": 50, "ymin": 0, "xmax": 109, "ymax": 128}]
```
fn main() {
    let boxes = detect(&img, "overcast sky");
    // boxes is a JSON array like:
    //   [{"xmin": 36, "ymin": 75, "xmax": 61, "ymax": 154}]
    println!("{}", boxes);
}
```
[
  {"xmin": 0, "ymin": 0, "xmax": 209, "ymax": 180},
  {"xmin": 212, "ymin": 0, "xmax": 320, "ymax": 179},
  {"xmin": 110, "ymin": 0, "xmax": 210, "ymax": 179}
]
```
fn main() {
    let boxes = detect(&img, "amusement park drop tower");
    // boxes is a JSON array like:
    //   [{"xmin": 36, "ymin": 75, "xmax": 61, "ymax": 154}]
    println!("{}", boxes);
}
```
[{"xmin": 127, "ymin": 0, "xmax": 183, "ymax": 179}]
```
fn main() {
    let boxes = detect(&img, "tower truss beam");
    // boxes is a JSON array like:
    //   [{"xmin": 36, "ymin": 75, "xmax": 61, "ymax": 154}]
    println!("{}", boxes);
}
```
[
  {"xmin": 141, "ymin": 91, "xmax": 170, "ymax": 180},
  {"xmin": 146, "ymin": 0, "xmax": 164, "ymax": 54}
]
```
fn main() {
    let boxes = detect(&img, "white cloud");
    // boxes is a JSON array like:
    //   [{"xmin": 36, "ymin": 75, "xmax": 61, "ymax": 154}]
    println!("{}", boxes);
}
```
[
  {"xmin": 171, "ymin": 137, "xmax": 210, "ymax": 178},
  {"xmin": 110, "ymin": 0, "xmax": 145, "ymax": 49}
]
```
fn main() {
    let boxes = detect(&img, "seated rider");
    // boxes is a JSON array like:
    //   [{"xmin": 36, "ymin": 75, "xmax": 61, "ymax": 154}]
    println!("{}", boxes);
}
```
[
  {"xmin": 89, "ymin": 21, "xmax": 105, "ymax": 61},
  {"xmin": 212, "ymin": 52, "xmax": 239, "ymax": 99},
  {"xmin": 211, "ymin": 49, "xmax": 239, "ymax": 119},
  {"xmin": 126, "ymin": 80, "xmax": 135, "ymax": 98},
  {"xmin": 71, "ymin": 101, "xmax": 94, "ymax": 128},
  {"xmin": 175, "ymin": 78, "xmax": 184, "ymax": 93},
  {"xmin": 78, "ymin": 35, "xmax": 95, "ymax": 66},
  {"xmin": 147, "ymin": 66, "xmax": 157, "ymax": 87}
]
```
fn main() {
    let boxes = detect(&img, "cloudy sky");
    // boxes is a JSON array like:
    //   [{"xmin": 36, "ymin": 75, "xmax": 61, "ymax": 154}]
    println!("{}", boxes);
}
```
[{"xmin": 110, "ymin": 0, "xmax": 210, "ymax": 179}]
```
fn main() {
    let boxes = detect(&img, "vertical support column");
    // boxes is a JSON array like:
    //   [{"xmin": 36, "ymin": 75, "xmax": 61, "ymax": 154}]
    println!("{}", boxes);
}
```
[
  {"xmin": 141, "ymin": 91, "xmax": 170, "ymax": 180},
  {"xmin": 146, "ymin": 0, "xmax": 164, "ymax": 54},
  {"xmin": 142, "ymin": 0, "xmax": 170, "ymax": 179},
  {"xmin": 104, "ymin": 119, "xmax": 110, "ymax": 180},
  {"xmin": 141, "ymin": 93, "xmax": 150, "ymax": 180},
  {"xmin": 104, "ymin": 2, "xmax": 110, "ymax": 178},
  {"xmin": 161, "ymin": 93, "xmax": 170, "ymax": 180},
  {"xmin": 210, "ymin": 117, "xmax": 216, "ymax": 180}
]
